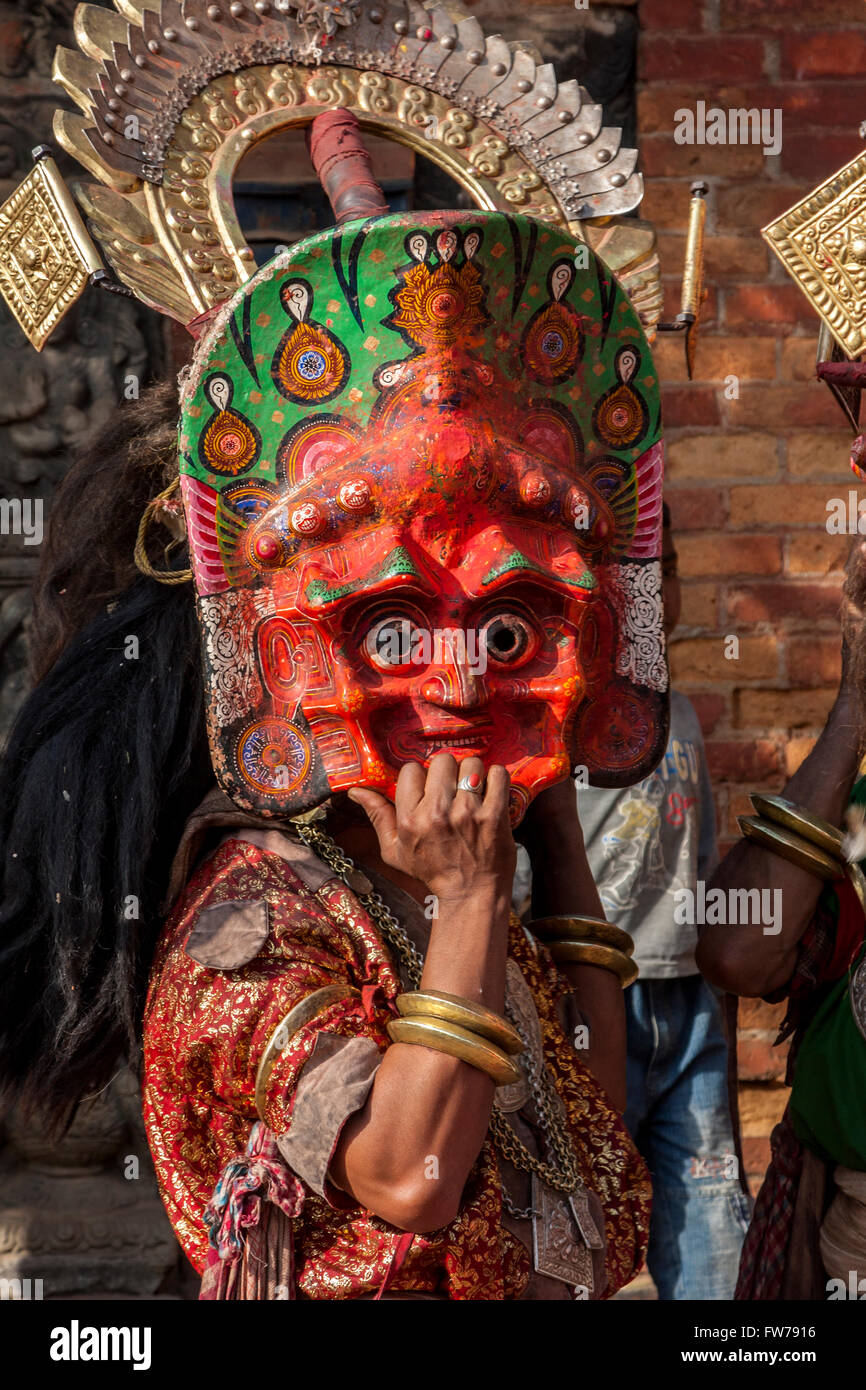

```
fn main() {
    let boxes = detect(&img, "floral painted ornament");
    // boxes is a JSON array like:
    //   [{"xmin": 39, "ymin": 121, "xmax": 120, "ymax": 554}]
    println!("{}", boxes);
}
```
[{"xmin": 178, "ymin": 210, "xmax": 668, "ymax": 823}]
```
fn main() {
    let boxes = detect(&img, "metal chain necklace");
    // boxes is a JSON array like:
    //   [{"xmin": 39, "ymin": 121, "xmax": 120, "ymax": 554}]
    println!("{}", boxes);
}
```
[{"xmin": 293, "ymin": 818, "xmax": 582, "ymax": 1201}]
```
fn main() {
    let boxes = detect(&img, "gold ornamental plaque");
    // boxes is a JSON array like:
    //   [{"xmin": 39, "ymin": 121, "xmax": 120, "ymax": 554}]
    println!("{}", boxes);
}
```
[
  {"xmin": 763, "ymin": 149, "xmax": 866, "ymax": 358},
  {"xmin": 0, "ymin": 154, "xmax": 102, "ymax": 351}
]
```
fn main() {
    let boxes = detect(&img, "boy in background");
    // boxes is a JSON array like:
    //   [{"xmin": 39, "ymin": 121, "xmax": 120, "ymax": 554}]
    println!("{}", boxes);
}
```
[{"xmin": 576, "ymin": 503, "xmax": 750, "ymax": 1299}]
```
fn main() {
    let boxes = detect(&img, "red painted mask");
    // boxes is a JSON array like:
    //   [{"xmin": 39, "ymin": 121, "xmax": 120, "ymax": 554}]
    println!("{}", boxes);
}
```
[{"xmin": 180, "ymin": 212, "xmax": 667, "ymax": 823}]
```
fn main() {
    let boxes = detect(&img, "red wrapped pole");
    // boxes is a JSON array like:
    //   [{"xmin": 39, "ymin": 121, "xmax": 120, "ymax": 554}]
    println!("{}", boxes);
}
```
[{"xmin": 306, "ymin": 108, "xmax": 389, "ymax": 225}]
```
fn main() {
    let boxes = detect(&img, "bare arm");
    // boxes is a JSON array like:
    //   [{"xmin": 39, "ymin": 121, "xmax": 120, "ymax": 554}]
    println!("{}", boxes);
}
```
[
  {"xmin": 698, "ymin": 538, "xmax": 866, "ymax": 998},
  {"xmin": 328, "ymin": 753, "xmax": 514, "ymax": 1233},
  {"xmin": 696, "ymin": 689, "xmax": 861, "ymax": 998},
  {"xmin": 518, "ymin": 778, "xmax": 627, "ymax": 1111}
]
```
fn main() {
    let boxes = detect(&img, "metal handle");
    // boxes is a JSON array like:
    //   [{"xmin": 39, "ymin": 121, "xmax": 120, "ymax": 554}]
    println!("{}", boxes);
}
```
[{"xmin": 680, "ymin": 180, "xmax": 708, "ymax": 321}]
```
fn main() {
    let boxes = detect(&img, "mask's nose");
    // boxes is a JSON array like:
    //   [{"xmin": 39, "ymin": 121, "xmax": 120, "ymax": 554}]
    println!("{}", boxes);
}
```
[{"xmin": 420, "ymin": 633, "xmax": 487, "ymax": 708}]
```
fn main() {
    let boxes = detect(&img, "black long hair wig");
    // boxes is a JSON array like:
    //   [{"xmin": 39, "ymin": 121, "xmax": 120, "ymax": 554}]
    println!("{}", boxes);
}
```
[{"xmin": 0, "ymin": 380, "xmax": 214, "ymax": 1125}]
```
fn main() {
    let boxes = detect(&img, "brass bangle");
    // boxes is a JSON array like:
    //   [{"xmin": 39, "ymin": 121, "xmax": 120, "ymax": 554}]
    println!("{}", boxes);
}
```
[
  {"xmin": 743, "ymin": 804, "xmax": 866, "ymax": 917},
  {"xmin": 750, "ymin": 794, "xmax": 844, "ymax": 861},
  {"xmin": 545, "ymin": 940, "xmax": 639, "ymax": 988},
  {"xmin": 395, "ymin": 990, "xmax": 523, "ymax": 1055},
  {"xmin": 737, "ymin": 815, "xmax": 841, "ymax": 881},
  {"xmin": 529, "ymin": 915, "xmax": 634, "ymax": 957},
  {"xmin": 254, "ymin": 984, "xmax": 360, "ymax": 1122},
  {"xmin": 387, "ymin": 1015, "xmax": 523, "ymax": 1086}
]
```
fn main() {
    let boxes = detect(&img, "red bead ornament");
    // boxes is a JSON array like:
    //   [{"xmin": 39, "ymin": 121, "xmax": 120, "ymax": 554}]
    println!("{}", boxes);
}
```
[
  {"xmin": 253, "ymin": 532, "xmax": 282, "ymax": 565},
  {"xmin": 520, "ymin": 472, "xmax": 552, "ymax": 507}
]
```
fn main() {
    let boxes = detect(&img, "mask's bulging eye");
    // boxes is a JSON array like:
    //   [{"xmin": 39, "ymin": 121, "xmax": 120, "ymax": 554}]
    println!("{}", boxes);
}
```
[
  {"xmin": 481, "ymin": 613, "xmax": 536, "ymax": 666},
  {"xmin": 363, "ymin": 614, "xmax": 425, "ymax": 671}
]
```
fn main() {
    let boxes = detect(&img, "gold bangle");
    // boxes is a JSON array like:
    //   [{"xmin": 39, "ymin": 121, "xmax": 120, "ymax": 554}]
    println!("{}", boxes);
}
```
[
  {"xmin": 254, "ymin": 984, "xmax": 360, "ymax": 1122},
  {"xmin": 750, "ymin": 794, "xmax": 844, "ymax": 861},
  {"xmin": 529, "ymin": 915, "xmax": 634, "ymax": 956},
  {"xmin": 741, "ymin": 807, "xmax": 866, "ymax": 919},
  {"xmin": 545, "ymin": 940, "xmax": 639, "ymax": 988},
  {"xmin": 737, "ymin": 815, "xmax": 841, "ymax": 880},
  {"xmin": 387, "ymin": 1015, "xmax": 523, "ymax": 1086},
  {"xmin": 395, "ymin": 990, "xmax": 523, "ymax": 1055}
]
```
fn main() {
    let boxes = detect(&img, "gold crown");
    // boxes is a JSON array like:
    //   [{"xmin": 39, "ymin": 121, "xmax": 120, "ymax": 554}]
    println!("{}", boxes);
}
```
[{"xmin": 0, "ymin": 0, "xmax": 663, "ymax": 348}]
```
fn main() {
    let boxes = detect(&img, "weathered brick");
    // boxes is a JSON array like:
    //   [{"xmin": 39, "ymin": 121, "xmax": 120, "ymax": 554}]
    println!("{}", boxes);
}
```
[
  {"xmin": 652, "ymin": 332, "xmax": 693, "ymax": 384},
  {"xmin": 640, "ymin": 0, "xmax": 706, "ymax": 28},
  {"xmin": 666, "ymin": 81, "xmax": 866, "ymax": 135},
  {"xmin": 670, "ymin": 636, "xmax": 778, "ymax": 682},
  {"xmin": 640, "ymin": 177, "xmax": 705, "ymax": 231},
  {"xmin": 706, "ymin": 234, "xmax": 770, "ymax": 280},
  {"xmin": 637, "ymin": 86, "xmax": 706, "ymax": 136},
  {"xmin": 733, "ymin": 1078, "xmax": 789, "ymax": 1134},
  {"xmin": 666, "ymin": 431, "xmax": 779, "ymax": 481},
  {"xmin": 787, "ymin": 430, "xmax": 857, "ymax": 476},
  {"xmin": 722, "ymin": 0, "xmax": 865, "ymax": 28},
  {"xmin": 641, "ymin": 36, "xmax": 767, "ymax": 83},
  {"xmin": 773, "ymin": 80, "xmax": 866, "ymax": 131},
  {"xmin": 725, "ymin": 580, "xmax": 843, "ymax": 623},
  {"xmin": 725, "ymin": 788, "xmax": 755, "ymax": 835},
  {"xmin": 716, "ymin": 181, "xmax": 810, "ymax": 232},
  {"xmin": 666, "ymin": 489, "xmax": 726, "ymax": 531},
  {"xmin": 729, "ymin": 483, "xmax": 859, "ymax": 527},
  {"xmin": 689, "ymin": 691, "xmax": 728, "ymax": 735},
  {"xmin": 786, "ymin": 533, "xmax": 851, "ymax": 574},
  {"xmin": 679, "ymin": 582, "xmax": 719, "ymax": 629},
  {"xmin": 641, "ymin": 83, "xmax": 866, "ymax": 139},
  {"xmin": 779, "ymin": 336, "xmax": 821, "ymax": 382},
  {"xmin": 691, "ymin": 335, "xmax": 775, "ymax": 383},
  {"xmin": 782, "ymin": 132, "xmax": 864, "ymax": 182},
  {"xmin": 784, "ymin": 735, "xmax": 818, "ymax": 775},
  {"xmin": 676, "ymin": 533, "xmax": 781, "ymax": 576},
  {"xmin": 727, "ymin": 384, "xmax": 840, "ymax": 430},
  {"xmin": 706, "ymin": 740, "xmax": 783, "ymax": 782},
  {"xmin": 661, "ymin": 385, "xmax": 721, "ymax": 427},
  {"xmin": 725, "ymin": 284, "xmax": 816, "ymax": 331},
  {"xmin": 734, "ymin": 686, "xmax": 837, "ymax": 729},
  {"xmin": 743, "ymin": 1136, "xmax": 772, "ymax": 1192},
  {"xmin": 738, "ymin": 1035, "xmax": 788, "ymax": 1082},
  {"xmin": 641, "ymin": 134, "xmax": 765, "ymax": 179},
  {"xmin": 738, "ymin": 998, "xmax": 788, "ymax": 1032},
  {"xmin": 786, "ymin": 636, "xmax": 842, "ymax": 686},
  {"xmin": 782, "ymin": 32, "xmax": 866, "ymax": 79}
]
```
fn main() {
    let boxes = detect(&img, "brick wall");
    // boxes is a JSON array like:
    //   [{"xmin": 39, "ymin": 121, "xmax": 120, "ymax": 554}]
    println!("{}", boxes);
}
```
[{"xmin": 636, "ymin": 0, "xmax": 866, "ymax": 1190}]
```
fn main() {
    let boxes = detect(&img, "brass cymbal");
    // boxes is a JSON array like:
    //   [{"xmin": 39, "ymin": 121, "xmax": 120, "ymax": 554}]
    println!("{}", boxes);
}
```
[
  {"xmin": 750, "ymin": 793, "xmax": 844, "ymax": 860},
  {"xmin": 738, "ymin": 816, "xmax": 842, "ymax": 880}
]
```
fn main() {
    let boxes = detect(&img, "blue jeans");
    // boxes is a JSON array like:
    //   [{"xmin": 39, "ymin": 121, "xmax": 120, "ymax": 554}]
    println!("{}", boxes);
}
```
[{"xmin": 625, "ymin": 975, "xmax": 752, "ymax": 1300}]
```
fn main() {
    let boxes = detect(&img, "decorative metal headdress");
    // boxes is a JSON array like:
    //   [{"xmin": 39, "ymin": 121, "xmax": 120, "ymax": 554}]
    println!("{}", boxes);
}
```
[{"xmin": 0, "ymin": 0, "xmax": 664, "ymax": 348}]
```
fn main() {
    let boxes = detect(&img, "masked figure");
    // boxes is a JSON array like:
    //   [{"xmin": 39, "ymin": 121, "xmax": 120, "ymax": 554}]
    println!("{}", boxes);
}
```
[{"xmin": 0, "ymin": 0, "xmax": 668, "ymax": 1300}]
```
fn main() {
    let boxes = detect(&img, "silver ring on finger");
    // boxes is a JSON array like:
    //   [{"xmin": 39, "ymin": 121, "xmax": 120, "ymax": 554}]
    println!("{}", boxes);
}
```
[{"xmin": 456, "ymin": 775, "xmax": 485, "ymax": 795}]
